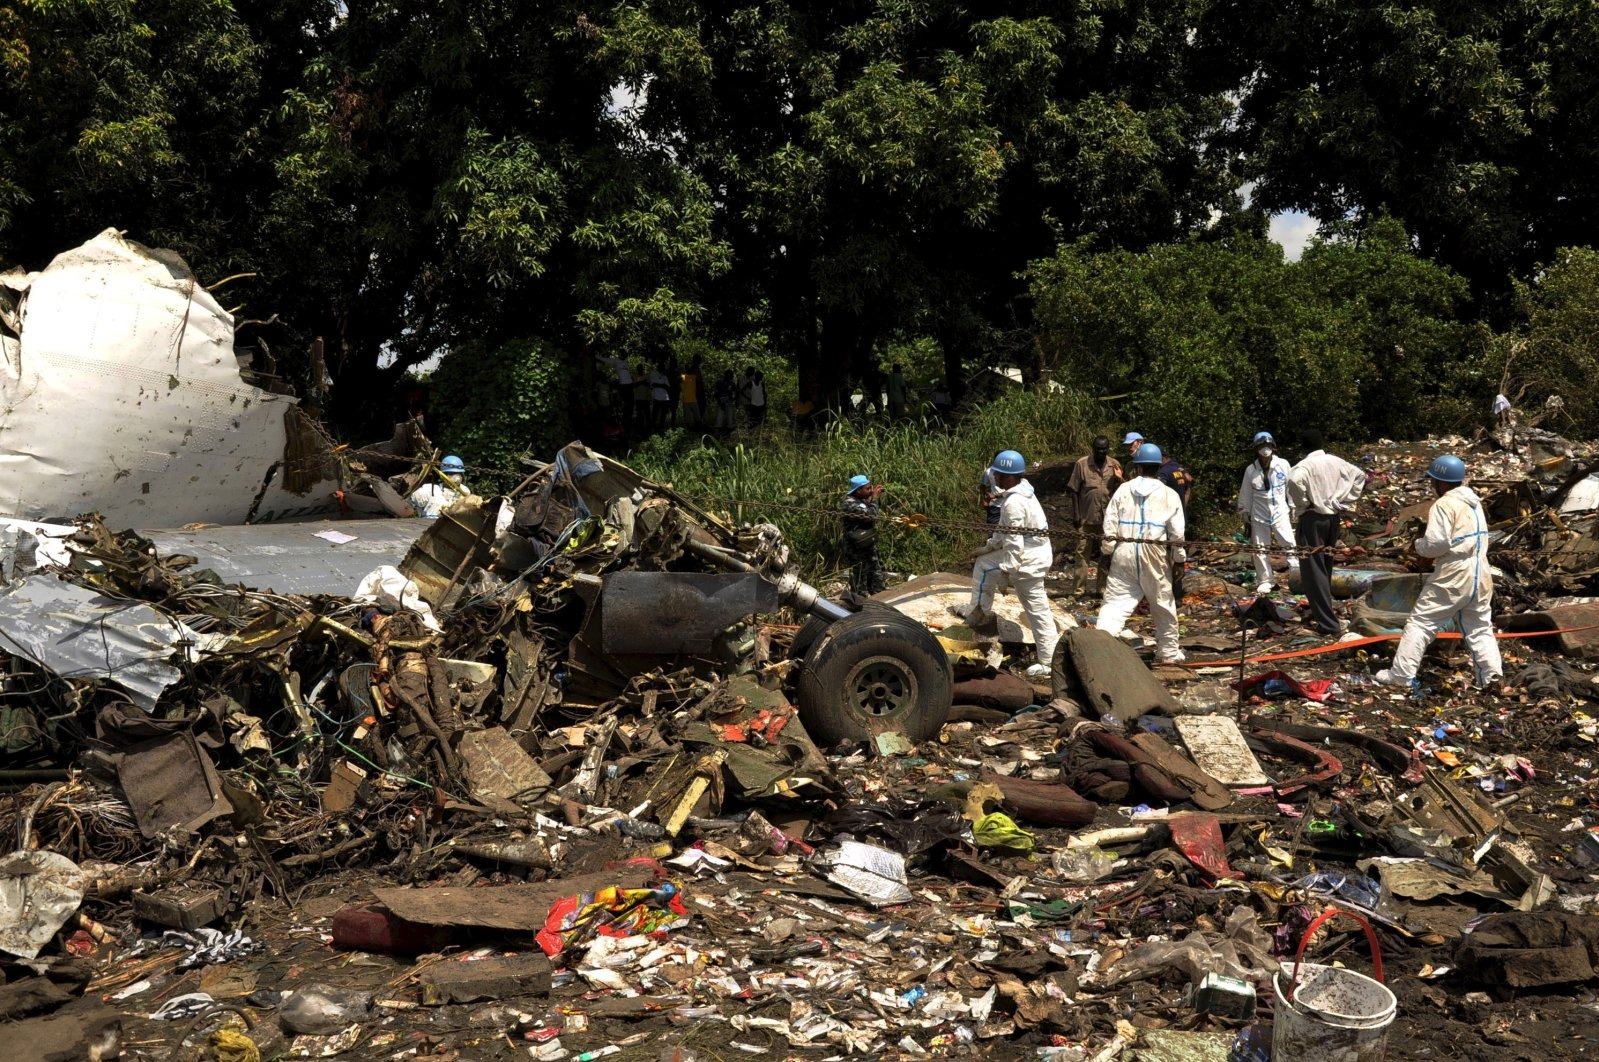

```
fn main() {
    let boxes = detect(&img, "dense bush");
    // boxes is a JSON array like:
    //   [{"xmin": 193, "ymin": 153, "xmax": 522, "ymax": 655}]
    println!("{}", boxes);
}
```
[
  {"xmin": 1511, "ymin": 247, "xmax": 1599, "ymax": 437},
  {"xmin": 1030, "ymin": 219, "xmax": 1477, "ymax": 510},
  {"xmin": 428, "ymin": 336, "xmax": 572, "ymax": 490}
]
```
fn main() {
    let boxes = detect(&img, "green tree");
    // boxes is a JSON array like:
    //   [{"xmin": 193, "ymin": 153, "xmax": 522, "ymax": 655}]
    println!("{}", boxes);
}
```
[
  {"xmin": 429, "ymin": 336, "xmax": 572, "ymax": 486},
  {"xmin": 0, "ymin": 0, "xmax": 293, "ymax": 273},
  {"xmin": 1506, "ymin": 246, "xmax": 1599, "ymax": 436},
  {"xmin": 597, "ymin": 1, "xmax": 1245, "ymax": 404},
  {"xmin": 1210, "ymin": 0, "xmax": 1599, "ymax": 311},
  {"xmin": 263, "ymin": 0, "xmax": 728, "ymax": 435},
  {"xmin": 1030, "ymin": 220, "xmax": 1474, "ymax": 506}
]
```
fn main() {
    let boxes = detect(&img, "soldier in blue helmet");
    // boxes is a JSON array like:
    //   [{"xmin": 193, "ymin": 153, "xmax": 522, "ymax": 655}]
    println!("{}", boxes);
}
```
[
  {"xmin": 840, "ymin": 475, "xmax": 886, "ymax": 596},
  {"xmin": 1376, "ymin": 455, "xmax": 1505, "ymax": 691}
]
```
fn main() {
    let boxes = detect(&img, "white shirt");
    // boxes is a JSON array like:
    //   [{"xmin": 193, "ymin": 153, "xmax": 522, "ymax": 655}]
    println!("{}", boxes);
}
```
[
  {"xmin": 984, "ymin": 480, "xmax": 1051, "ymax": 576},
  {"xmin": 649, "ymin": 371, "xmax": 670, "ymax": 402},
  {"xmin": 1286, "ymin": 450, "xmax": 1366, "ymax": 516},
  {"xmin": 1237, "ymin": 455, "xmax": 1294, "ymax": 524}
]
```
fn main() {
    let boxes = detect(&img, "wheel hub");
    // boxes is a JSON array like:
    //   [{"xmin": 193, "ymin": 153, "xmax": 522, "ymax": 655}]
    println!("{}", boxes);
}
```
[{"xmin": 843, "ymin": 655, "xmax": 919, "ymax": 717}]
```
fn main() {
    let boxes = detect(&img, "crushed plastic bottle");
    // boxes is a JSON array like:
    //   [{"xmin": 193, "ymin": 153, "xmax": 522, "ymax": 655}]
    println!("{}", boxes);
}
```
[
  {"xmin": 1227, "ymin": 1024, "xmax": 1271, "ymax": 1062},
  {"xmin": 1050, "ymin": 846, "xmax": 1117, "ymax": 882}
]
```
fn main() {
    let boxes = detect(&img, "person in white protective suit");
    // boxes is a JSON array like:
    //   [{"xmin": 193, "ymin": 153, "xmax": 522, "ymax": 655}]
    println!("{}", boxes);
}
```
[
  {"xmin": 1376, "ymin": 455, "xmax": 1505, "ymax": 690},
  {"xmin": 961, "ymin": 450, "xmax": 1058, "ymax": 680},
  {"xmin": 1236, "ymin": 431, "xmax": 1299, "ymax": 595},
  {"xmin": 1096, "ymin": 444, "xmax": 1187, "ymax": 663},
  {"xmin": 409, "ymin": 455, "xmax": 469, "ymax": 518}
]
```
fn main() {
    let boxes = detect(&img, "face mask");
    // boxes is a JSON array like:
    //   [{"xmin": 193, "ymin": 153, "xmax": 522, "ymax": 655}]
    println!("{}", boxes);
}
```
[{"xmin": 1258, "ymin": 447, "xmax": 1274, "ymax": 459}]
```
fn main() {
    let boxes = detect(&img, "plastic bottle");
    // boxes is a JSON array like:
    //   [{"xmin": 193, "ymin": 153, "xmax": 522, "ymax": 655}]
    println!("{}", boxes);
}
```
[{"xmin": 1050, "ymin": 846, "xmax": 1116, "ymax": 882}]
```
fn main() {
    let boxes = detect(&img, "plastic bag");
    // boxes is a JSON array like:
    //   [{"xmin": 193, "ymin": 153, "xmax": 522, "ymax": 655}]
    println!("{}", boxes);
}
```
[
  {"xmin": 1104, "ymin": 936, "xmax": 1215, "ymax": 986},
  {"xmin": 279, "ymin": 983, "xmax": 373, "ymax": 1035},
  {"xmin": 973, "ymin": 812, "xmax": 1036, "ymax": 853},
  {"xmin": 1050, "ymin": 846, "xmax": 1116, "ymax": 882}
]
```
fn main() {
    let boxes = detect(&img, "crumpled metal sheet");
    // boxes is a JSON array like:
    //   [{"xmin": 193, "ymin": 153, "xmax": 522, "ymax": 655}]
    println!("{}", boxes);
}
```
[
  {"xmin": 601, "ymin": 572, "xmax": 778, "ymax": 654},
  {"xmin": 142, "ymin": 520, "xmax": 429, "ymax": 597},
  {"xmin": 0, "ymin": 229, "xmax": 340, "ymax": 526},
  {"xmin": 0, "ymin": 849, "xmax": 87, "ymax": 959},
  {"xmin": 0, "ymin": 575, "xmax": 199, "ymax": 709},
  {"xmin": 116, "ymin": 732, "xmax": 231, "ymax": 838}
]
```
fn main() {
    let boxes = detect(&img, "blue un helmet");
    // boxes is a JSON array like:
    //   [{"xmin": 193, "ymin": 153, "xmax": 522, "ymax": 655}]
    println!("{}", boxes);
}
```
[
  {"xmin": 847, "ymin": 474, "xmax": 870, "ymax": 496},
  {"xmin": 441, "ymin": 454, "xmax": 466, "ymax": 474},
  {"xmin": 1426, "ymin": 454, "xmax": 1466, "ymax": 484},
  {"xmin": 1133, "ymin": 443, "xmax": 1164, "ymax": 467},
  {"xmin": 1252, "ymin": 431, "xmax": 1274, "ymax": 447},
  {"xmin": 989, "ymin": 450, "xmax": 1027, "ymax": 475}
]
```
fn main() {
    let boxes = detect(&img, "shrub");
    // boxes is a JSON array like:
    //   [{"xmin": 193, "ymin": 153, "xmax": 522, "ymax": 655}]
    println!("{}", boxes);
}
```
[
  {"xmin": 629, "ymin": 386, "xmax": 1102, "ymax": 580},
  {"xmin": 429, "ymin": 336, "xmax": 572, "ymax": 491}
]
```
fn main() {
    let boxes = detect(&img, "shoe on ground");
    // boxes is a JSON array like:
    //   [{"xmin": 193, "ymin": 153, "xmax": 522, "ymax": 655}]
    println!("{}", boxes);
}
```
[
  {"xmin": 1156, "ymin": 651, "xmax": 1187, "ymax": 665},
  {"xmin": 965, "ymin": 607, "xmax": 997, "ymax": 631},
  {"xmin": 1374, "ymin": 668, "xmax": 1408, "ymax": 687},
  {"xmin": 1255, "ymin": 582, "xmax": 1274, "ymax": 595},
  {"xmin": 1115, "ymin": 628, "xmax": 1142, "ymax": 645},
  {"xmin": 1025, "ymin": 663, "xmax": 1051, "ymax": 681}
]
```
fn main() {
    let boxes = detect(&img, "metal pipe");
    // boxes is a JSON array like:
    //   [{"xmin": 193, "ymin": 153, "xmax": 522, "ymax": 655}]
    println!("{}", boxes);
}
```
[{"xmin": 683, "ymin": 539, "xmax": 850, "ymax": 622}]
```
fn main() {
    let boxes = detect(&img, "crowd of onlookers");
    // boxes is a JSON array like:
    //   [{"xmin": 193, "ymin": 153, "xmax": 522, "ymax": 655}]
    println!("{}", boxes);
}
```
[
  {"xmin": 594, "ymin": 355, "xmax": 768, "ymax": 441},
  {"xmin": 592, "ymin": 355, "xmax": 953, "ymax": 442}
]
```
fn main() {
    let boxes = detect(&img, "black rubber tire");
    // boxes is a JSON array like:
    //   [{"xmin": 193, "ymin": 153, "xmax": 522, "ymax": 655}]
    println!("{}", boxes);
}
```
[
  {"xmin": 787, "ymin": 599, "xmax": 892, "ymax": 662},
  {"xmin": 796, "ymin": 608, "xmax": 953, "ymax": 747}
]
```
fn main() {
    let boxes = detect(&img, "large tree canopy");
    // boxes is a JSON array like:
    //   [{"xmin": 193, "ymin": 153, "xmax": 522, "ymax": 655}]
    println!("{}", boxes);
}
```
[
  {"xmin": 4, "ymin": 0, "xmax": 1599, "ymax": 449},
  {"xmin": 599, "ymin": 0, "xmax": 1243, "ymax": 400}
]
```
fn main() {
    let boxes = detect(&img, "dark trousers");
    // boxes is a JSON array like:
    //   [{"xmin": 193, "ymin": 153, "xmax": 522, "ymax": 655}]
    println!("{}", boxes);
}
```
[
  {"xmin": 845, "ymin": 547, "xmax": 885, "ymax": 596},
  {"xmin": 1297, "ymin": 512, "xmax": 1341, "ymax": 634}
]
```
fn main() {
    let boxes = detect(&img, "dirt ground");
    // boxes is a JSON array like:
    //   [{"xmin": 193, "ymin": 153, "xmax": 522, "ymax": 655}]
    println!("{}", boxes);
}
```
[{"xmin": 10, "ymin": 437, "xmax": 1599, "ymax": 1060}]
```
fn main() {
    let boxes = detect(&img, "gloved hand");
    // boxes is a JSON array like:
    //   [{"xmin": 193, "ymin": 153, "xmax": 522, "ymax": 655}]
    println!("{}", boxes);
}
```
[
  {"xmin": 1171, "ymin": 563, "xmax": 1186, "ymax": 601},
  {"xmin": 1241, "ymin": 515, "xmax": 1252, "ymax": 536}
]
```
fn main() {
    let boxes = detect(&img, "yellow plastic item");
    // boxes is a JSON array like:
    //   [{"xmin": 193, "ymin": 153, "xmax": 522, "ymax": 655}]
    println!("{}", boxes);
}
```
[
  {"xmin": 209, "ymin": 1027, "xmax": 261, "ymax": 1062},
  {"xmin": 972, "ymin": 811, "xmax": 1036, "ymax": 853}
]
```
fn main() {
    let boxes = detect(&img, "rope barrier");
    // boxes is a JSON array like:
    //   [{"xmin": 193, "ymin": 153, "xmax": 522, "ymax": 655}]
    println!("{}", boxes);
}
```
[
  {"xmin": 280, "ymin": 442, "xmax": 1591, "ymax": 567},
  {"xmin": 1176, "ymin": 624, "xmax": 1599, "ymax": 668}
]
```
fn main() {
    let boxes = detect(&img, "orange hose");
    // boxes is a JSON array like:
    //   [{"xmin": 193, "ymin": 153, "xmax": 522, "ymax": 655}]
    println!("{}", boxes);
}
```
[{"xmin": 1178, "ymin": 624, "xmax": 1599, "ymax": 667}]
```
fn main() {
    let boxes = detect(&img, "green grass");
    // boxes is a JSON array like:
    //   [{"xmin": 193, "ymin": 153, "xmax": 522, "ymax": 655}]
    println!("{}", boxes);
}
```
[{"xmin": 627, "ymin": 387, "xmax": 1103, "ymax": 581}]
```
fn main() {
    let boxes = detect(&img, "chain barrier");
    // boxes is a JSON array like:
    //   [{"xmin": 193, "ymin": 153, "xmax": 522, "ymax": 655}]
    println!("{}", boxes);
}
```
[{"xmin": 298, "ymin": 445, "xmax": 1587, "ymax": 567}]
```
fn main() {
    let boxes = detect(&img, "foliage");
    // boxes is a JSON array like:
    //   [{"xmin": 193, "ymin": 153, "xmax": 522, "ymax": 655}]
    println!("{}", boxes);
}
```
[
  {"xmin": 1508, "ymin": 247, "xmax": 1599, "ymax": 436},
  {"xmin": 6, "ymin": 0, "xmax": 1599, "ymax": 498},
  {"xmin": 1209, "ymin": 0, "xmax": 1599, "ymax": 312},
  {"xmin": 428, "ymin": 336, "xmax": 572, "ymax": 492},
  {"xmin": 1030, "ymin": 220, "xmax": 1474, "ymax": 508},
  {"xmin": 629, "ymin": 386, "xmax": 1101, "ymax": 579},
  {"xmin": 610, "ymin": 0, "xmax": 1243, "ymax": 400}
]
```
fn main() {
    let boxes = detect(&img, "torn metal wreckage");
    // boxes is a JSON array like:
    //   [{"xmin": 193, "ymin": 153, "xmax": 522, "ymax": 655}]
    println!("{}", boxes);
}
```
[{"xmin": 5, "ymin": 438, "xmax": 1599, "ymax": 1055}]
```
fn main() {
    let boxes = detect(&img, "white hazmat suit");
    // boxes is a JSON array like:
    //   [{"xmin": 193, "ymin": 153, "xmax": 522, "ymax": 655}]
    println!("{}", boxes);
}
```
[
  {"xmin": 1236, "ymin": 454, "xmax": 1299, "ymax": 591},
  {"xmin": 968, "ymin": 479, "xmax": 1058, "ymax": 666},
  {"xmin": 409, "ymin": 479, "xmax": 468, "ymax": 519},
  {"xmin": 1382, "ymin": 485, "xmax": 1503, "ymax": 686},
  {"xmin": 1096, "ymin": 475, "xmax": 1187, "ymax": 662}
]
